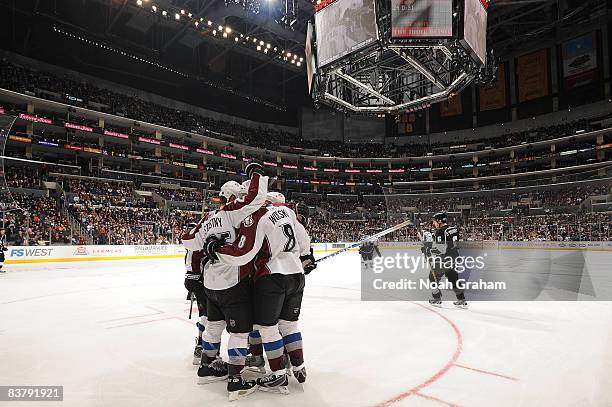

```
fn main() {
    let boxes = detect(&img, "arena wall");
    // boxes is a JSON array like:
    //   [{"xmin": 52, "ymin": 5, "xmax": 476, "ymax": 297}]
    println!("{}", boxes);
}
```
[{"xmin": 5, "ymin": 241, "xmax": 611, "ymax": 265}]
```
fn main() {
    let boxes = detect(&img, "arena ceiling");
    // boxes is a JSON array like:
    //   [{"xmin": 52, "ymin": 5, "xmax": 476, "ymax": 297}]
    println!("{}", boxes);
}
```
[{"xmin": 0, "ymin": 0, "xmax": 607, "ymax": 124}]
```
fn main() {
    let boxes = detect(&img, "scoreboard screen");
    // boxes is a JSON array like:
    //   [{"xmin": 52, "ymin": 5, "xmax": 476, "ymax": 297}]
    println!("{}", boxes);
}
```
[
  {"xmin": 315, "ymin": 0, "xmax": 378, "ymax": 68},
  {"xmin": 391, "ymin": 0, "xmax": 453, "ymax": 38},
  {"xmin": 463, "ymin": 0, "xmax": 488, "ymax": 65}
]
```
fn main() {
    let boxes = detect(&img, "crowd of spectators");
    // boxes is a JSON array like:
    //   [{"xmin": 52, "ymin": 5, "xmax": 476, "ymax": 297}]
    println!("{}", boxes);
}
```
[
  {"xmin": 1, "ymin": 193, "xmax": 76, "ymax": 245},
  {"xmin": 154, "ymin": 188, "xmax": 206, "ymax": 202},
  {"xmin": 0, "ymin": 60, "xmax": 299, "ymax": 151},
  {"xmin": 295, "ymin": 183, "xmax": 612, "ymax": 242},
  {"xmin": 2, "ymin": 161, "xmax": 611, "ymax": 245},
  {"xmin": 60, "ymin": 177, "xmax": 142, "ymax": 207},
  {"xmin": 1, "ymin": 58, "xmax": 611, "ymax": 244},
  {"xmin": 2, "ymin": 60, "xmax": 608, "ymax": 160},
  {"xmin": 3, "ymin": 166, "xmax": 45, "ymax": 189},
  {"xmin": 68, "ymin": 205, "xmax": 194, "ymax": 245}
]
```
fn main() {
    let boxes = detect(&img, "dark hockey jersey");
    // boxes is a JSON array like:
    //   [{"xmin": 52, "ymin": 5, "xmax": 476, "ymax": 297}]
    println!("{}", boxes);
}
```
[{"xmin": 432, "ymin": 225, "xmax": 459, "ymax": 257}]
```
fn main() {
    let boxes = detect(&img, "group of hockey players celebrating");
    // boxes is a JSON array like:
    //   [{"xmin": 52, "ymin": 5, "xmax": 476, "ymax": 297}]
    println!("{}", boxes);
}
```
[
  {"xmin": 180, "ymin": 162, "xmax": 468, "ymax": 401},
  {"xmin": 181, "ymin": 162, "xmax": 317, "ymax": 401}
]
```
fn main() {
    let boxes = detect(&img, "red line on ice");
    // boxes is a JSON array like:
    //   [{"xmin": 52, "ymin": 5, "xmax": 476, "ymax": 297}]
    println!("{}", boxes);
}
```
[
  {"xmin": 98, "ymin": 311, "xmax": 164, "ymax": 323},
  {"xmin": 415, "ymin": 392, "xmax": 461, "ymax": 407},
  {"xmin": 373, "ymin": 302, "xmax": 464, "ymax": 407},
  {"xmin": 105, "ymin": 316, "xmax": 176, "ymax": 329},
  {"xmin": 454, "ymin": 363, "xmax": 518, "ymax": 381}
]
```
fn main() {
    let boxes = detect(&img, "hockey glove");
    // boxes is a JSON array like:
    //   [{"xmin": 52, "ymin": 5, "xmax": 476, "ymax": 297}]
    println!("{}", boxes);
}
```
[
  {"xmin": 204, "ymin": 235, "xmax": 226, "ymax": 262},
  {"xmin": 300, "ymin": 248, "xmax": 317, "ymax": 275},
  {"xmin": 184, "ymin": 271, "xmax": 203, "ymax": 293},
  {"xmin": 245, "ymin": 161, "xmax": 264, "ymax": 178}
]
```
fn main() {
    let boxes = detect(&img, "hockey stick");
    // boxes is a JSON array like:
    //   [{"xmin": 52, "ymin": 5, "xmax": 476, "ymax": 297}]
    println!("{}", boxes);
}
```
[
  {"xmin": 314, "ymin": 219, "xmax": 413, "ymax": 264},
  {"xmin": 188, "ymin": 292, "xmax": 194, "ymax": 320}
]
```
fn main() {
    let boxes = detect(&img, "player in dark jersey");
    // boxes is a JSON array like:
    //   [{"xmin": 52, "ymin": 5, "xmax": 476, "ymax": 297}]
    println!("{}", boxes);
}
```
[
  {"xmin": 427, "ymin": 212, "xmax": 467, "ymax": 309},
  {"xmin": 359, "ymin": 240, "xmax": 381, "ymax": 261}
]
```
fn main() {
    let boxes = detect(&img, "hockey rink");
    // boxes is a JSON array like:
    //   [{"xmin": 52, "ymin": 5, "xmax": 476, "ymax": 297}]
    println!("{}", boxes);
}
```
[{"xmin": 1, "ymin": 252, "xmax": 611, "ymax": 407}]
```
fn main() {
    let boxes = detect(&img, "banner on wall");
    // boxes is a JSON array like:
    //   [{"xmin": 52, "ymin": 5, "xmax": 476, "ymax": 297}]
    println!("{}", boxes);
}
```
[
  {"xmin": 562, "ymin": 33, "xmax": 598, "ymax": 90},
  {"xmin": 517, "ymin": 49, "xmax": 549, "ymax": 102},
  {"xmin": 439, "ymin": 94, "xmax": 463, "ymax": 117},
  {"xmin": 479, "ymin": 63, "xmax": 506, "ymax": 111}
]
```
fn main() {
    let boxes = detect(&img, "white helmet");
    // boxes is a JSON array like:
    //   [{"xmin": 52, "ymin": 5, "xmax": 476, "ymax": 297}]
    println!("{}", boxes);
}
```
[
  {"xmin": 219, "ymin": 181, "xmax": 241, "ymax": 202},
  {"xmin": 266, "ymin": 191, "xmax": 286, "ymax": 204}
]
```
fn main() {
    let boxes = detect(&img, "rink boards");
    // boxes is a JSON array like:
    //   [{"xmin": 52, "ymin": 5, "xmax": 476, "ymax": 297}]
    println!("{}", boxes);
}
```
[{"xmin": 4, "ymin": 241, "xmax": 612, "ymax": 264}]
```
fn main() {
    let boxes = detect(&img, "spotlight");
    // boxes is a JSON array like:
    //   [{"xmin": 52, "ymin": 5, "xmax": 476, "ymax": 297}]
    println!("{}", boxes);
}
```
[
  {"xmin": 299, "ymin": 57, "xmax": 303, "ymax": 62},
  {"xmin": 188, "ymin": 12, "xmax": 192, "ymax": 17},
  {"xmin": 235, "ymin": 37, "xmax": 239, "ymax": 42},
  {"xmin": 194, "ymin": 21, "xmax": 199, "ymax": 27},
  {"xmin": 287, "ymin": 52, "xmax": 291, "ymax": 57},
  {"xmin": 223, "ymin": 32, "xmax": 228, "ymax": 38},
  {"xmin": 136, "ymin": 0, "xmax": 143, "ymax": 6},
  {"xmin": 266, "ymin": 43, "xmax": 271, "ymax": 48},
  {"xmin": 175, "ymin": 13, "xmax": 180, "ymax": 20},
  {"xmin": 296, "ymin": 62, "xmax": 301, "ymax": 66},
  {"xmin": 260, "ymin": 40, "xmax": 264, "ymax": 46},
  {"xmin": 152, "ymin": 5, "xmax": 157, "ymax": 11},
  {"xmin": 162, "ymin": 10, "xmax": 167, "ymax": 16},
  {"xmin": 257, "ymin": 45, "xmax": 262, "ymax": 51},
  {"xmin": 225, "ymin": 27, "xmax": 232, "ymax": 33},
  {"xmin": 207, "ymin": 20, "xmax": 212, "ymax": 26},
  {"xmin": 218, "ymin": 25, "xmax": 223, "ymax": 31},
  {"xmin": 212, "ymin": 29, "xmax": 217, "ymax": 35},
  {"xmin": 180, "ymin": 9, "xmax": 185, "ymax": 14}
]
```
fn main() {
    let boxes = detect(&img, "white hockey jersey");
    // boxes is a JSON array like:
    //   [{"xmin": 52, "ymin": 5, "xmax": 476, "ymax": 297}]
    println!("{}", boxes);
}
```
[
  {"xmin": 215, "ymin": 204, "xmax": 310, "ymax": 281},
  {"xmin": 181, "ymin": 173, "xmax": 268, "ymax": 290}
]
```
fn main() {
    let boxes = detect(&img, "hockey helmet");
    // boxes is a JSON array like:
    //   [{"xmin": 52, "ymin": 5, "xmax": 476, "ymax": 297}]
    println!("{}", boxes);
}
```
[
  {"xmin": 219, "ymin": 180, "xmax": 241, "ymax": 202},
  {"xmin": 432, "ymin": 212, "xmax": 447, "ymax": 222},
  {"xmin": 266, "ymin": 191, "xmax": 286, "ymax": 204}
]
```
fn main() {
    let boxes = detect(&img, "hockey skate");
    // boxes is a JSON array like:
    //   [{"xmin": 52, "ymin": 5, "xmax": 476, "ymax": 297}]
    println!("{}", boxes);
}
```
[
  {"xmin": 292, "ymin": 363, "xmax": 307, "ymax": 385},
  {"xmin": 245, "ymin": 354, "xmax": 266, "ymax": 374},
  {"xmin": 192, "ymin": 337, "xmax": 203, "ymax": 366},
  {"xmin": 256, "ymin": 372, "xmax": 289, "ymax": 395},
  {"xmin": 453, "ymin": 299, "xmax": 468, "ymax": 309},
  {"xmin": 428, "ymin": 298, "xmax": 442, "ymax": 307},
  {"xmin": 197, "ymin": 359, "xmax": 228, "ymax": 384},
  {"xmin": 227, "ymin": 376, "xmax": 258, "ymax": 401}
]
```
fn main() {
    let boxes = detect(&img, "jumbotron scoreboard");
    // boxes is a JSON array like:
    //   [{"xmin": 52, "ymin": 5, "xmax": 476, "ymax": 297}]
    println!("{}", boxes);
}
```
[{"xmin": 307, "ymin": 0, "xmax": 493, "ymax": 115}]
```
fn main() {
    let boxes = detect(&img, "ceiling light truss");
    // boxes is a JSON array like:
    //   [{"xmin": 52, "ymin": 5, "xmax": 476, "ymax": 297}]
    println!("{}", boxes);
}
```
[{"xmin": 316, "ymin": 43, "xmax": 476, "ymax": 114}]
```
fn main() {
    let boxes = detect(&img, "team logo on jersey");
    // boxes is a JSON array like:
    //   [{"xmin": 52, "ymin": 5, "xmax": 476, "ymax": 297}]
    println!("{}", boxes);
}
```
[
  {"xmin": 229, "ymin": 319, "xmax": 236, "ymax": 327},
  {"xmin": 242, "ymin": 215, "xmax": 254, "ymax": 227}
]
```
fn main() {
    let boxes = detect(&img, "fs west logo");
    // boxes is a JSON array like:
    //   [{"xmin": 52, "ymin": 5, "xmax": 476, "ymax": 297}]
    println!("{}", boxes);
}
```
[{"xmin": 10, "ymin": 248, "xmax": 54, "ymax": 258}]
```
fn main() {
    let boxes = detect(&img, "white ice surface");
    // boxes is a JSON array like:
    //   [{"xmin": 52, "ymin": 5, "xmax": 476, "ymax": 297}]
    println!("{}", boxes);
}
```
[{"xmin": 1, "ymin": 253, "xmax": 611, "ymax": 407}]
